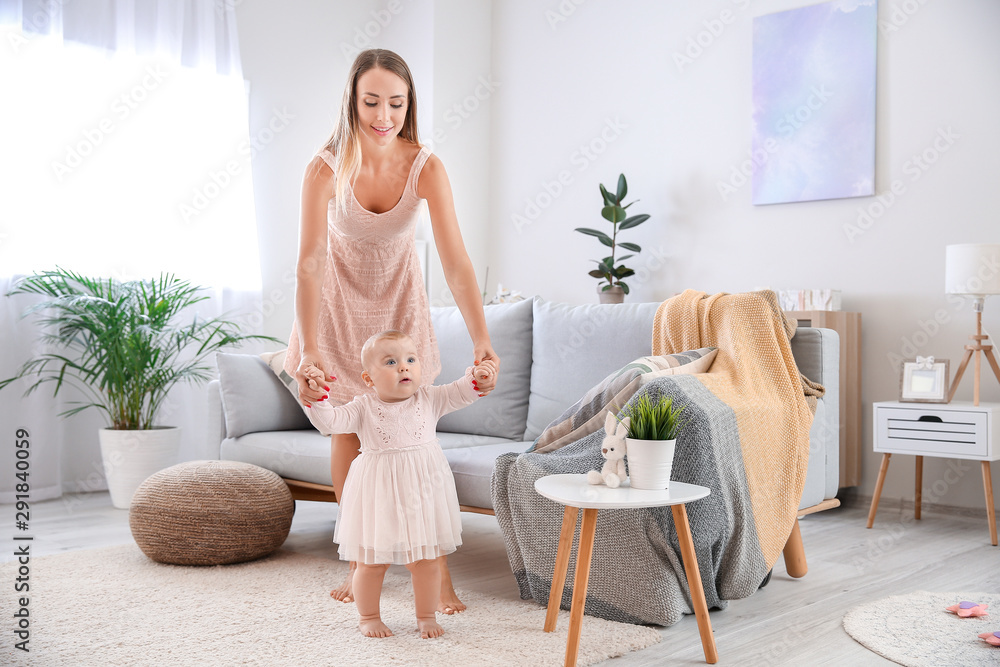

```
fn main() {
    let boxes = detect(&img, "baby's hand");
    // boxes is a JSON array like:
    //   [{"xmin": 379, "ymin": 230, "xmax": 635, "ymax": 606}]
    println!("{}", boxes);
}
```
[
  {"xmin": 302, "ymin": 363, "xmax": 327, "ymax": 393},
  {"xmin": 472, "ymin": 360, "xmax": 498, "ymax": 397},
  {"xmin": 473, "ymin": 360, "xmax": 496, "ymax": 382}
]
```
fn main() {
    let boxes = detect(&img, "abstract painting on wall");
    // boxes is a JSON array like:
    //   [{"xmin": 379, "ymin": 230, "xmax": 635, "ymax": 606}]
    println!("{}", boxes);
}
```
[{"xmin": 752, "ymin": 0, "xmax": 878, "ymax": 205}]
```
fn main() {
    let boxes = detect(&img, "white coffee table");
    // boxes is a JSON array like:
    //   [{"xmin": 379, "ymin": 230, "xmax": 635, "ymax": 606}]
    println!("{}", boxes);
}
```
[{"xmin": 534, "ymin": 473, "xmax": 717, "ymax": 666}]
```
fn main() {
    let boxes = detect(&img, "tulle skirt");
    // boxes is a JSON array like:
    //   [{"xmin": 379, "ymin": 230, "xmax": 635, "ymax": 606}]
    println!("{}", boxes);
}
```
[{"xmin": 333, "ymin": 439, "xmax": 462, "ymax": 565}]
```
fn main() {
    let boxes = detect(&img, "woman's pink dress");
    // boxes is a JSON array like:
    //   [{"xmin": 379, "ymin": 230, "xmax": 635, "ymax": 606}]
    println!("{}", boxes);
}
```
[{"xmin": 283, "ymin": 144, "xmax": 441, "ymax": 406}]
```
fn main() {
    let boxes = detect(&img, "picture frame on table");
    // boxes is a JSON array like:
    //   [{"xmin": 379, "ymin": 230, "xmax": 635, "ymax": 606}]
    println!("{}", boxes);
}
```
[{"xmin": 899, "ymin": 358, "xmax": 950, "ymax": 403}]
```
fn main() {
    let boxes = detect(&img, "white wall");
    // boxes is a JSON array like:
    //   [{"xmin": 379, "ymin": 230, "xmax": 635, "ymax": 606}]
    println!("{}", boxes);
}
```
[
  {"xmin": 488, "ymin": 0, "xmax": 1000, "ymax": 511},
  {"xmin": 238, "ymin": 0, "xmax": 1000, "ymax": 511}
]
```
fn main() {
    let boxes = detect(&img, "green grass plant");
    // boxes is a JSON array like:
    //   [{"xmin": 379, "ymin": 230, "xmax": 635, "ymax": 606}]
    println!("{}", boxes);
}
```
[{"xmin": 621, "ymin": 392, "xmax": 685, "ymax": 441}]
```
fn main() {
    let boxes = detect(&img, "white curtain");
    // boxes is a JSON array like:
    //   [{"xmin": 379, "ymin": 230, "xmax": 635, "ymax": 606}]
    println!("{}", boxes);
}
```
[
  {"xmin": 0, "ymin": 0, "xmax": 243, "ymax": 77},
  {"xmin": 0, "ymin": 1, "xmax": 267, "ymax": 503}
]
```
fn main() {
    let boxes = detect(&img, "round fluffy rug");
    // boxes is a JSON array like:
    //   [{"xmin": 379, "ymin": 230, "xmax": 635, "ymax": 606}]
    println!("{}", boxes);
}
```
[
  {"xmin": 1, "ymin": 543, "xmax": 660, "ymax": 667},
  {"xmin": 843, "ymin": 591, "xmax": 1000, "ymax": 666}
]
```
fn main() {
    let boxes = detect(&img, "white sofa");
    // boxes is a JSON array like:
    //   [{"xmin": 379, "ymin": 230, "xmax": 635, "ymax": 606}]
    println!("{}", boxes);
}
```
[{"xmin": 207, "ymin": 297, "xmax": 840, "ymax": 570}]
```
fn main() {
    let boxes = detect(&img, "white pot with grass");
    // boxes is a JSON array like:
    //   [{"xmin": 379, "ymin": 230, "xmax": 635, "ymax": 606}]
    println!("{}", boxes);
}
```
[
  {"xmin": 99, "ymin": 427, "xmax": 181, "ymax": 509},
  {"xmin": 623, "ymin": 393, "xmax": 686, "ymax": 490}
]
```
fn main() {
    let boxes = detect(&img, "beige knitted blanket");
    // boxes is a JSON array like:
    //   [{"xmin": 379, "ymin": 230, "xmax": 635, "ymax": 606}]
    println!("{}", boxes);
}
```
[{"xmin": 653, "ymin": 289, "xmax": 825, "ymax": 564}]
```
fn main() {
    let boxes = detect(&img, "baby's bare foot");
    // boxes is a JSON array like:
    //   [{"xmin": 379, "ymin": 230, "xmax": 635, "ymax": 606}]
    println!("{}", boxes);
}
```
[
  {"xmin": 417, "ymin": 617, "xmax": 444, "ymax": 639},
  {"xmin": 359, "ymin": 619, "xmax": 393, "ymax": 638},
  {"xmin": 330, "ymin": 562, "xmax": 356, "ymax": 603}
]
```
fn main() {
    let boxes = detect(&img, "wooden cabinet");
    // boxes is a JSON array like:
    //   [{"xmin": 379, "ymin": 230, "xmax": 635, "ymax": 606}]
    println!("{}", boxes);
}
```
[{"xmin": 786, "ymin": 310, "xmax": 862, "ymax": 488}]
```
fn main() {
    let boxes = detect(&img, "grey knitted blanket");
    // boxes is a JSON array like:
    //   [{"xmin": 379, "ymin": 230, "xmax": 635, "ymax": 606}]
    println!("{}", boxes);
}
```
[{"xmin": 491, "ymin": 376, "xmax": 769, "ymax": 627}]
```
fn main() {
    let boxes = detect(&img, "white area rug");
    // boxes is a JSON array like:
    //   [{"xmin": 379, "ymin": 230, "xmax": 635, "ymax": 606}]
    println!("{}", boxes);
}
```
[
  {"xmin": 1, "ymin": 544, "xmax": 660, "ymax": 666},
  {"xmin": 843, "ymin": 591, "xmax": 1000, "ymax": 666}
]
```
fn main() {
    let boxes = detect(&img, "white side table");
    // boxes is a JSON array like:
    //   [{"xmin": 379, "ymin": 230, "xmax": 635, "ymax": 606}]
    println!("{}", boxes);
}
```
[
  {"xmin": 868, "ymin": 400, "xmax": 1000, "ymax": 545},
  {"xmin": 534, "ymin": 474, "xmax": 717, "ymax": 666}
]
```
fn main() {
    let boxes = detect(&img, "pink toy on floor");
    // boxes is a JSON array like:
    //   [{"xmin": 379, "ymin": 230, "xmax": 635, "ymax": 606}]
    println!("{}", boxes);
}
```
[
  {"xmin": 945, "ymin": 601, "xmax": 989, "ymax": 618},
  {"xmin": 978, "ymin": 631, "xmax": 1000, "ymax": 646}
]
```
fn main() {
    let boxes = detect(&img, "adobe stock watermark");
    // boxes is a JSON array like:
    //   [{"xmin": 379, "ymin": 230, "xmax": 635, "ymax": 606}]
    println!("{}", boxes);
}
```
[
  {"xmin": 742, "ymin": 624, "xmax": 810, "ymax": 667},
  {"xmin": 717, "ymin": 85, "xmax": 833, "ymax": 202},
  {"xmin": 511, "ymin": 117, "xmax": 628, "ymax": 234},
  {"xmin": 51, "ymin": 64, "xmax": 169, "ymax": 183},
  {"xmin": 843, "ymin": 126, "xmax": 959, "ymax": 243},
  {"xmin": 427, "ymin": 75, "xmax": 500, "ymax": 148},
  {"xmin": 545, "ymin": 0, "xmax": 587, "ymax": 30},
  {"xmin": 885, "ymin": 249, "xmax": 997, "ymax": 369},
  {"xmin": 879, "ymin": 0, "xmax": 933, "ymax": 37},
  {"xmin": 178, "ymin": 107, "xmax": 295, "ymax": 223},
  {"xmin": 5, "ymin": 0, "xmax": 70, "ymax": 54},
  {"xmin": 853, "ymin": 458, "xmax": 974, "ymax": 574},
  {"xmin": 340, "ymin": 0, "xmax": 412, "ymax": 61},
  {"xmin": 228, "ymin": 267, "xmax": 298, "ymax": 335},
  {"xmin": 673, "ymin": 0, "xmax": 751, "ymax": 73},
  {"xmin": 215, "ymin": 0, "xmax": 244, "ymax": 17}
]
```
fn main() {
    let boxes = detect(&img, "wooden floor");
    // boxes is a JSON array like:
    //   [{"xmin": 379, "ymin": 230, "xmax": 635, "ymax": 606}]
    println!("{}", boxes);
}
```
[{"xmin": 4, "ymin": 491, "xmax": 998, "ymax": 666}]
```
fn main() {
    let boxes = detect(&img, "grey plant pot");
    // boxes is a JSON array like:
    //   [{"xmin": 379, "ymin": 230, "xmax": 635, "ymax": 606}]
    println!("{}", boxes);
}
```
[{"xmin": 598, "ymin": 284, "xmax": 625, "ymax": 304}]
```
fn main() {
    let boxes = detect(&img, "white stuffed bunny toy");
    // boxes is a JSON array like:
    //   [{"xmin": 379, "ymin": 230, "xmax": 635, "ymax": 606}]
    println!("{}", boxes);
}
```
[{"xmin": 587, "ymin": 412, "xmax": 629, "ymax": 488}]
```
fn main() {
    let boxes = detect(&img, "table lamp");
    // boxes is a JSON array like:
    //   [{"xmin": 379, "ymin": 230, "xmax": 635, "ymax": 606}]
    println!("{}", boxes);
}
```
[{"xmin": 945, "ymin": 243, "xmax": 1000, "ymax": 405}]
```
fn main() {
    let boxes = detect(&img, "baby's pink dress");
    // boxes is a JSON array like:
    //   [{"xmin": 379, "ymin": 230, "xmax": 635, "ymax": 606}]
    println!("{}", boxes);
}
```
[
  {"xmin": 283, "ymin": 144, "xmax": 441, "ymax": 407},
  {"xmin": 305, "ymin": 369, "xmax": 480, "ymax": 565}
]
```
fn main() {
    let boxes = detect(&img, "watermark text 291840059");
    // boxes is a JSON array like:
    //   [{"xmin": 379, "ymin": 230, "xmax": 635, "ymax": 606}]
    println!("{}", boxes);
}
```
[{"xmin": 12, "ymin": 427, "xmax": 33, "ymax": 653}]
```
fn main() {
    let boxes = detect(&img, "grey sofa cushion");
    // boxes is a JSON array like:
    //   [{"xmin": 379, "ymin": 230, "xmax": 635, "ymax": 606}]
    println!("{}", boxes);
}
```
[
  {"xmin": 432, "ymin": 299, "xmax": 533, "ymax": 440},
  {"xmin": 523, "ymin": 298, "xmax": 660, "ymax": 441},
  {"xmin": 220, "ymin": 430, "xmax": 332, "ymax": 485},
  {"xmin": 443, "ymin": 441, "xmax": 529, "ymax": 509},
  {"xmin": 216, "ymin": 353, "xmax": 312, "ymax": 439}
]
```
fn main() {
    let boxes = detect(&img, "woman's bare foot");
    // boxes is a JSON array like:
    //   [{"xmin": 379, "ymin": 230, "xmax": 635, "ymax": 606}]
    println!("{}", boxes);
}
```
[
  {"xmin": 359, "ymin": 618, "xmax": 393, "ymax": 638},
  {"xmin": 437, "ymin": 588, "xmax": 466, "ymax": 615},
  {"xmin": 437, "ymin": 557, "xmax": 466, "ymax": 614},
  {"xmin": 417, "ymin": 617, "xmax": 444, "ymax": 639},
  {"xmin": 331, "ymin": 561, "xmax": 357, "ymax": 602}
]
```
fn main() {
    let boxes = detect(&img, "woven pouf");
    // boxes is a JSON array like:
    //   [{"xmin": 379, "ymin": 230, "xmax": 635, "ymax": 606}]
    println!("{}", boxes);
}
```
[{"xmin": 129, "ymin": 460, "xmax": 294, "ymax": 566}]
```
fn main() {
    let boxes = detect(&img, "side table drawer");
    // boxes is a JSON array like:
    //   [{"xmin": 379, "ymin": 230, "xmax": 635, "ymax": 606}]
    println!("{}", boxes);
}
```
[{"xmin": 875, "ymin": 405, "xmax": 989, "ymax": 458}]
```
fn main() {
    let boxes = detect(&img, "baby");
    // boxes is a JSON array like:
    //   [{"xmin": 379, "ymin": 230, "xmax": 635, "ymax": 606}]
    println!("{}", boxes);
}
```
[{"xmin": 303, "ymin": 330, "xmax": 495, "ymax": 639}]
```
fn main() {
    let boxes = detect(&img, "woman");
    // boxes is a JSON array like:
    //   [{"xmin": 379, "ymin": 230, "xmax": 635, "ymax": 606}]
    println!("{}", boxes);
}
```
[{"xmin": 283, "ymin": 48, "xmax": 499, "ymax": 615}]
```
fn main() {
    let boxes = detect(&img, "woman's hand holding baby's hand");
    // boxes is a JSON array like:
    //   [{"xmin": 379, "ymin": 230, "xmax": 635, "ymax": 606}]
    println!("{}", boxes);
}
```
[
  {"xmin": 472, "ymin": 358, "xmax": 499, "ymax": 397},
  {"xmin": 295, "ymin": 353, "xmax": 335, "ymax": 407}
]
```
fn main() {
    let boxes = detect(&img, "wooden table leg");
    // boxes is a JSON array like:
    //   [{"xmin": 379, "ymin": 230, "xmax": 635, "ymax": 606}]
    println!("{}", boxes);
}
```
[
  {"xmin": 914, "ymin": 455, "xmax": 923, "ymax": 521},
  {"xmin": 782, "ymin": 518, "xmax": 808, "ymax": 579},
  {"xmin": 544, "ymin": 505, "xmax": 579, "ymax": 632},
  {"xmin": 982, "ymin": 461, "xmax": 997, "ymax": 547},
  {"xmin": 867, "ymin": 453, "xmax": 892, "ymax": 528},
  {"xmin": 565, "ymin": 508, "xmax": 598, "ymax": 667},
  {"xmin": 672, "ymin": 504, "xmax": 719, "ymax": 664}
]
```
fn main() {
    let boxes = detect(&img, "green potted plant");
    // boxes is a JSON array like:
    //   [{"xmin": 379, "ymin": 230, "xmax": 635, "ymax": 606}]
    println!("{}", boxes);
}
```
[
  {"xmin": 620, "ymin": 392, "xmax": 686, "ymax": 489},
  {"xmin": 575, "ymin": 173, "xmax": 650, "ymax": 304},
  {"xmin": 0, "ymin": 268, "xmax": 280, "ymax": 508}
]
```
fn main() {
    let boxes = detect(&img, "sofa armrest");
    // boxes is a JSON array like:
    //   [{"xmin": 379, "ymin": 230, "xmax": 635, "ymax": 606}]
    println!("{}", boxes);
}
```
[
  {"xmin": 790, "ymin": 327, "xmax": 840, "ymax": 502},
  {"xmin": 206, "ymin": 379, "xmax": 226, "ymax": 460}
]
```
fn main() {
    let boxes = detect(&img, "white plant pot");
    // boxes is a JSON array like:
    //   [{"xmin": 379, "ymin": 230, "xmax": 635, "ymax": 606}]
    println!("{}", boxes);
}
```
[
  {"xmin": 98, "ymin": 427, "xmax": 181, "ymax": 509},
  {"xmin": 626, "ymin": 437, "xmax": 677, "ymax": 490}
]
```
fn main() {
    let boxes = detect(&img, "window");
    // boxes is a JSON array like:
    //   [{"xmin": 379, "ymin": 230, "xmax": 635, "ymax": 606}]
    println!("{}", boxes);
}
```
[{"xmin": 0, "ymin": 26, "xmax": 262, "ymax": 290}]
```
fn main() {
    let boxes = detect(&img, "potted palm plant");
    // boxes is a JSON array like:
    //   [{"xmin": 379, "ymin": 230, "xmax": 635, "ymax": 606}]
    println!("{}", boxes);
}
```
[
  {"xmin": 0, "ymin": 268, "xmax": 280, "ymax": 508},
  {"xmin": 575, "ymin": 173, "xmax": 650, "ymax": 304},
  {"xmin": 620, "ymin": 392, "xmax": 686, "ymax": 489}
]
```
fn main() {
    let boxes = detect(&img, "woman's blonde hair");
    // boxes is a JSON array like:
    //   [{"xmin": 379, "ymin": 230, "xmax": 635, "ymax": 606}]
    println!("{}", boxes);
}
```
[{"xmin": 321, "ymin": 49, "xmax": 421, "ymax": 217}]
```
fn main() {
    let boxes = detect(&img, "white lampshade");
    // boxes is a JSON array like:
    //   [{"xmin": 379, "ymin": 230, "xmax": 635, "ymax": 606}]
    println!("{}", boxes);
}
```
[{"xmin": 945, "ymin": 244, "xmax": 1000, "ymax": 296}]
